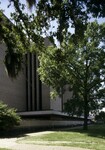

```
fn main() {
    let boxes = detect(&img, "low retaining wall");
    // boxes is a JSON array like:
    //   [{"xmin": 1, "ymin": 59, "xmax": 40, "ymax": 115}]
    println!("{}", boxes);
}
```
[
  {"xmin": 19, "ymin": 119, "xmax": 84, "ymax": 128},
  {"xmin": 17, "ymin": 111, "xmax": 91, "ymax": 129}
]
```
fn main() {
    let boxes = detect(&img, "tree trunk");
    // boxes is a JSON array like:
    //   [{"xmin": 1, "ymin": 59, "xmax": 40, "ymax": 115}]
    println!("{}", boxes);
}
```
[
  {"xmin": 61, "ymin": 87, "xmax": 64, "ymax": 112},
  {"xmin": 83, "ymin": 58, "xmax": 89, "ymax": 130},
  {"xmin": 83, "ymin": 93, "xmax": 88, "ymax": 130}
]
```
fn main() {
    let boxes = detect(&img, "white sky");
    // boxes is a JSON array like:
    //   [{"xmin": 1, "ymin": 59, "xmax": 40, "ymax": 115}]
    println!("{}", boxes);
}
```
[{"xmin": 0, "ymin": 0, "xmax": 31, "ymax": 18}]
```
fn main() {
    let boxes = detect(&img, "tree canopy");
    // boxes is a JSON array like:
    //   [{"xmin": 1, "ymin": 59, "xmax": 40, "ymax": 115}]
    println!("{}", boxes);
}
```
[
  {"xmin": 26, "ymin": 0, "xmax": 105, "ymax": 42},
  {"xmin": 2, "ymin": 0, "xmax": 105, "ymax": 45}
]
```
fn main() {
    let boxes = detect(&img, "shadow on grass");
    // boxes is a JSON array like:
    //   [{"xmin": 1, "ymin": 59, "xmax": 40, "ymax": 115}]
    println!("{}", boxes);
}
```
[
  {"xmin": 58, "ymin": 124, "xmax": 105, "ymax": 139},
  {"xmin": 0, "ymin": 124, "xmax": 105, "ymax": 140},
  {"xmin": 0, "ymin": 127, "xmax": 49, "ymax": 138}
]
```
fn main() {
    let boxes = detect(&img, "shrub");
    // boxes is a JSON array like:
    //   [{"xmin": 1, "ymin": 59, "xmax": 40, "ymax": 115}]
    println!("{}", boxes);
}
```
[{"xmin": 0, "ymin": 101, "xmax": 21, "ymax": 130}]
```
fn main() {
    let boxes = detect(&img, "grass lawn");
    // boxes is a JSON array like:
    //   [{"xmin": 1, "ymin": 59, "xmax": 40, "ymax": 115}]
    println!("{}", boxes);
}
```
[
  {"xmin": 18, "ymin": 124, "xmax": 105, "ymax": 150},
  {"xmin": 0, "ymin": 148, "xmax": 10, "ymax": 150}
]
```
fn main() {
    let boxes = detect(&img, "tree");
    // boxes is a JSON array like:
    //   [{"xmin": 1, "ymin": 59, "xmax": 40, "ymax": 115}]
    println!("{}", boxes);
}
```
[{"xmin": 38, "ymin": 21, "xmax": 105, "ymax": 130}]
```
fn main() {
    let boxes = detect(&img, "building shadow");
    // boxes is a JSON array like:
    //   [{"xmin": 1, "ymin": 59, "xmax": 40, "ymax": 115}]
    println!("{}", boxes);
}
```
[{"xmin": 0, "ymin": 124, "xmax": 105, "ymax": 140}]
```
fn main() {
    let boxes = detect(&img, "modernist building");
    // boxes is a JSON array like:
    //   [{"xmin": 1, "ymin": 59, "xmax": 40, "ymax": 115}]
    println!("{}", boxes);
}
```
[
  {"xmin": 0, "ymin": 39, "xmax": 72, "ymax": 114},
  {"xmin": 0, "ymin": 13, "xmax": 84, "ymax": 128}
]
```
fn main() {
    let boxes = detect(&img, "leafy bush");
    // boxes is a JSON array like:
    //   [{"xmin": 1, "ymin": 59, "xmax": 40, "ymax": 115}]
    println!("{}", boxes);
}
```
[{"xmin": 0, "ymin": 101, "xmax": 21, "ymax": 130}]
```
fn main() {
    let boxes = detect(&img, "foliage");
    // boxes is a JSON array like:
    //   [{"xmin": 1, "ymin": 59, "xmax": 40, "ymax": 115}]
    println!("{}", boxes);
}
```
[
  {"xmin": 38, "ymin": 46, "xmax": 68, "ymax": 94},
  {"xmin": 0, "ymin": 11, "xmax": 25, "ymax": 78},
  {"xmin": 95, "ymin": 111, "xmax": 105, "ymax": 123},
  {"xmin": 38, "ymin": 21, "xmax": 105, "ymax": 129},
  {"xmin": 0, "ymin": 101, "xmax": 21, "ymax": 130},
  {"xmin": 26, "ymin": 0, "xmax": 105, "ymax": 43},
  {"xmin": 0, "ymin": 4, "xmax": 44, "ymax": 78}
]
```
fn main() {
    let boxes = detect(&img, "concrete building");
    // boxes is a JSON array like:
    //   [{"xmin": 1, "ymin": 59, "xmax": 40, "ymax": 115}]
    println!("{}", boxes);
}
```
[
  {"xmin": 0, "ymin": 12, "xmax": 72, "ymax": 114},
  {"xmin": 0, "ymin": 40, "xmax": 72, "ymax": 113},
  {"xmin": 0, "ymin": 13, "xmax": 84, "ymax": 127},
  {"xmin": 0, "ymin": 39, "xmax": 86, "ymax": 129}
]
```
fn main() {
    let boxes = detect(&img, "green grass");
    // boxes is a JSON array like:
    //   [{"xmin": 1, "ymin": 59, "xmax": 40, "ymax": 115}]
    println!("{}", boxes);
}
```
[
  {"xmin": 19, "ymin": 124, "xmax": 105, "ymax": 150},
  {"xmin": 0, "ymin": 148, "xmax": 10, "ymax": 150}
]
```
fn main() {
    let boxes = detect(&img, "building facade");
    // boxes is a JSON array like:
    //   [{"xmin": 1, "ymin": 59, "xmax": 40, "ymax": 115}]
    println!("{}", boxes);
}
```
[
  {"xmin": 0, "ymin": 13, "xmax": 85, "ymax": 128},
  {"xmin": 0, "ymin": 40, "xmax": 72, "ymax": 113}
]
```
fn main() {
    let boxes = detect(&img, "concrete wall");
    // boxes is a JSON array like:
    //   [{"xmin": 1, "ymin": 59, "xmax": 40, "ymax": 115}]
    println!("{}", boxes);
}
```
[
  {"xmin": 0, "ymin": 40, "xmax": 73, "ymax": 112},
  {"xmin": 50, "ymin": 96, "xmax": 62, "ymax": 111},
  {"xmin": 50, "ymin": 85, "xmax": 73, "ymax": 111},
  {"xmin": 42, "ymin": 84, "xmax": 50, "ymax": 110},
  {"xmin": 0, "ymin": 42, "xmax": 26, "ymax": 111},
  {"xmin": 19, "ymin": 119, "xmax": 84, "ymax": 128}
]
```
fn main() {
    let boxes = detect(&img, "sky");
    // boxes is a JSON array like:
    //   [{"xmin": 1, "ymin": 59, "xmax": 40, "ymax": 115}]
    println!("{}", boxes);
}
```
[{"xmin": 0, "ymin": 0, "xmax": 30, "ymax": 18}]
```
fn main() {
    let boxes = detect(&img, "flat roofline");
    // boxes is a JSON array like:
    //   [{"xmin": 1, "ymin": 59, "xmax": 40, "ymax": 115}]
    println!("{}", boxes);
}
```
[
  {"xmin": 18, "ymin": 110, "xmax": 69, "ymax": 117},
  {"xmin": 17, "ymin": 110, "xmax": 91, "ymax": 120}
]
